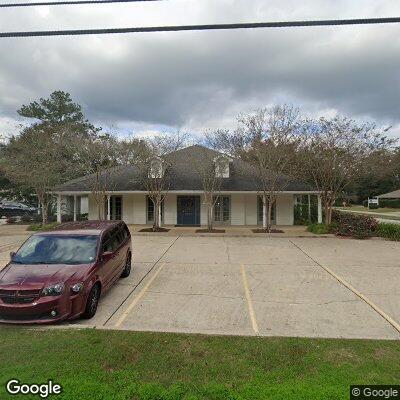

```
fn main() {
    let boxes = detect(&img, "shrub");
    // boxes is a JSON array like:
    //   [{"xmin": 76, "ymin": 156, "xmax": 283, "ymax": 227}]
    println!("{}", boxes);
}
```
[
  {"xmin": 331, "ymin": 210, "xmax": 378, "ymax": 239},
  {"xmin": 78, "ymin": 213, "xmax": 88, "ymax": 221},
  {"xmin": 27, "ymin": 222, "xmax": 60, "ymax": 232},
  {"xmin": 62, "ymin": 214, "xmax": 74, "ymax": 223},
  {"xmin": 6, "ymin": 216, "xmax": 18, "ymax": 224},
  {"xmin": 20, "ymin": 214, "xmax": 33, "ymax": 223},
  {"xmin": 376, "ymin": 223, "xmax": 400, "ymax": 241},
  {"xmin": 307, "ymin": 223, "xmax": 331, "ymax": 234},
  {"xmin": 32, "ymin": 214, "xmax": 43, "ymax": 223},
  {"xmin": 380, "ymin": 199, "xmax": 400, "ymax": 209}
]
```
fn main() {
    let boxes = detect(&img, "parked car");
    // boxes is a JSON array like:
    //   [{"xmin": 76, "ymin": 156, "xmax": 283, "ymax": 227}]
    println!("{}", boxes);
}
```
[
  {"xmin": 0, "ymin": 220, "xmax": 132, "ymax": 324},
  {"xmin": 0, "ymin": 201, "xmax": 37, "ymax": 218}
]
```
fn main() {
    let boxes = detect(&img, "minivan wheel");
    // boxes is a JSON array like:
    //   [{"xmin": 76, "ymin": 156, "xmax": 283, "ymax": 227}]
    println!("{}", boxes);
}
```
[
  {"xmin": 82, "ymin": 284, "xmax": 100, "ymax": 319},
  {"xmin": 120, "ymin": 253, "xmax": 131, "ymax": 278}
]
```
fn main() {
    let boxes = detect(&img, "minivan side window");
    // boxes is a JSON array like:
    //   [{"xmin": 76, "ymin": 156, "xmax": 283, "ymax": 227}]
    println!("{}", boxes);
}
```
[
  {"xmin": 101, "ymin": 233, "xmax": 113, "ymax": 253},
  {"xmin": 108, "ymin": 228, "xmax": 120, "ymax": 252},
  {"xmin": 123, "ymin": 225, "xmax": 130, "ymax": 240},
  {"xmin": 116, "ymin": 227, "xmax": 125, "ymax": 246}
]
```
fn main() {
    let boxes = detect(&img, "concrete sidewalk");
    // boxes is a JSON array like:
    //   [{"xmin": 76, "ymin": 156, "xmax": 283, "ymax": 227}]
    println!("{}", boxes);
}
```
[{"xmin": 128, "ymin": 225, "xmax": 327, "ymax": 237}]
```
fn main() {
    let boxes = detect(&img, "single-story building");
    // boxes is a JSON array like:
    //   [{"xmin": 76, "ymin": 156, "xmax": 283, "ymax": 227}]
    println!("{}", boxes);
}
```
[
  {"xmin": 54, "ymin": 145, "xmax": 322, "ymax": 227},
  {"xmin": 378, "ymin": 189, "xmax": 400, "ymax": 199}
]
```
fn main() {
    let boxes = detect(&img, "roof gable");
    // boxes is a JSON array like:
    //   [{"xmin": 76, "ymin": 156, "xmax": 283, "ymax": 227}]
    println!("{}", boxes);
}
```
[{"xmin": 55, "ymin": 144, "xmax": 315, "ymax": 192}]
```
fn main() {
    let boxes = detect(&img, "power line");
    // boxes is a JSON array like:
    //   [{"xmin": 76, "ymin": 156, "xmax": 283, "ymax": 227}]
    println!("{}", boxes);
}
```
[
  {"xmin": 0, "ymin": 17, "xmax": 399, "ymax": 38},
  {"xmin": 0, "ymin": 0, "xmax": 162, "ymax": 8}
]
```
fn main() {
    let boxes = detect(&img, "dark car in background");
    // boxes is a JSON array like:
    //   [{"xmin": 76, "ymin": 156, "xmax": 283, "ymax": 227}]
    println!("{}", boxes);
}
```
[
  {"xmin": 0, "ymin": 201, "xmax": 37, "ymax": 218},
  {"xmin": 0, "ymin": 220, "xmax": 132, "ymax": 324}
]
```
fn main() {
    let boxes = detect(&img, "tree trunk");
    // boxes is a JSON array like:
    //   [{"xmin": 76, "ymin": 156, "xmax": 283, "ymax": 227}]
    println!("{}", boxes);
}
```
[
  {"xmin": 97, "ymin": 196, "xmax": 102, "ymax": 220},
  {"xmin": 153, "ymin": 199, "xmax": 159, "ymax": 231},
  {"xmin": 207, "ymin": 205, "xmax": 213, "ymax": 232},
  {"xmin": 41, "ymin": 198, "xmax": 48, "ymax": 226},
  {"xmin": 266, "ymin": 201, "xmax": 272, "ymax": 233},
  {"xmin": 36, "ymin": 189, "xmax": 49, "ymax": 226},
  {"xmin": 324, "ymin": 197, "xmax": 333, "ymax": 225},
  {"xmin": 262, "ymin": 195, "xmax": 267, "ymax": 230},
  {"xmin": 158, "ymin": 202, "xmax": 162, "ymax": 228},
  {"xmin": 326, "ymin": 199, "xmax": 334, "ymax": 225}
]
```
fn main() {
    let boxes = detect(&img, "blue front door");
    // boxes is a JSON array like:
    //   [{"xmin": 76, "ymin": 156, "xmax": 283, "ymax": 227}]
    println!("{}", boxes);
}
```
[{"xmin": 177, "ymin": 196, "xmax": 200, "ymax": 225}]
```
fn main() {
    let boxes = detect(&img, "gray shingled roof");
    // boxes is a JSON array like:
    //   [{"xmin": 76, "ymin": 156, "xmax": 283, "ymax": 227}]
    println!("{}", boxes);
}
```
[
  {"xmin": 55, "ymin": 144, "xmax": 316, "ymax": 192},
  {"xmin": 378, "ymin": 189, "xmax": 400, "ymax": 199}
]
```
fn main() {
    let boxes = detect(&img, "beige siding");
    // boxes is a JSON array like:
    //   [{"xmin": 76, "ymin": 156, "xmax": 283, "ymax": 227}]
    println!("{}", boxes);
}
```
[
  {"xmin": 230, "ymin": 194, "xmax": 245, "ymax": 225},
  {"xmin": 122, "ymin": 194, "xmax": 135, "ymax": 224},
  {"xmin": 132, "ymin": 194, "xmax": 146, "ymax": 224},
  {"xmin": 80, "ymin": 196, "xmax": 89, "ymax": 214},
  {"xmin": 86, "ymin": 192, "xmax": 295, "ymax": 226},
  {"xmin": 164, "ymin": 194, "xmax": 177, "ymax": 225},
  {"xmin": 244, "ymin": 194, "xmax": 257, "ymax": 225},
  {"xmin": 88, "ymin": 195, "xmax": 99, "ymax": 220},
  {"xmin": 276, "ymin": 194, "xmax": 294, "ymax": 225}
]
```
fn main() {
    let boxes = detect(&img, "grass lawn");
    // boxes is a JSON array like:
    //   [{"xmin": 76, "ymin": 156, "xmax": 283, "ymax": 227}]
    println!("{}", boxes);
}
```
[
  {"xmin": 335, "ymin": 206, "xmax": 400, "ymax": 221},
  {"xmin": 336, "ymin": 206, "xmax": 400, "ymax": 214},
  {"xmin": 0, "ymin": 328, "xmax": 399, "ymax": 399}
]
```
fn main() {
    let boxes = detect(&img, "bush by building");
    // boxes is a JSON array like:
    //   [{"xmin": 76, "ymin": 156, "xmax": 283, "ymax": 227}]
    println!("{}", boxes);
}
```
[
  {"xmin": 307, "ymin": 223, "xmax": 331, "ymax": 234},
  {"xmin": 376, "ymin": 223, "xmax": 400, "ymax": 241},
  {"xmin": 379, "ymin": 199, "xmax": 400, "ymax": 209},
  {"xmin": 331, "ymin": 210, "xmax": 378, "ymax": 239}
]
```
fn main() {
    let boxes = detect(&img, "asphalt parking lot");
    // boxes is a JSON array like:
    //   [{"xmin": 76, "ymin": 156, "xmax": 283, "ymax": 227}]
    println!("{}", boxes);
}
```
[{"xmin": 1, "ymin": 231, "xmax": 399, "ymax": 339}]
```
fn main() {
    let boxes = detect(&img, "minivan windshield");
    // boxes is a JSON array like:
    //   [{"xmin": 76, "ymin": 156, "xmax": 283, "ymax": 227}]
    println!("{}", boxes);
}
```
[{"xmin": 13, "ymin": 234, "xmax": 98, "ymax": 265}]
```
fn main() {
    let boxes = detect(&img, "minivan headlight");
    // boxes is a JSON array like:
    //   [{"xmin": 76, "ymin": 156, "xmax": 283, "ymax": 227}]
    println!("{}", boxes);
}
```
[
  {"xmin": 42, "ymin": 283, "xmax": 65, "ymax": 296},
  {"xmin": 71, "ymin": 283, "xmax": 84, "ymax": 293}
]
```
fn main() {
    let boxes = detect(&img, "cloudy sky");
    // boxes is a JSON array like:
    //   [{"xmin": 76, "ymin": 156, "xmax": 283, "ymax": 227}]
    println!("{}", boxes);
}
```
[{"xmin": 0, "ymin": 0, "xmax": 399, "ymax": 139}]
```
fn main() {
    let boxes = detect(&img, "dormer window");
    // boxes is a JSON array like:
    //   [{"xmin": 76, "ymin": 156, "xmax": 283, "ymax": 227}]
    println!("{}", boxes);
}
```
[
  {"xmin": 214, "ymin": 156, "xmax": 231, "ymax": 178},
  {"xmin": 149, "ymin": 157, "xmax": 163, "ymax": 178}
]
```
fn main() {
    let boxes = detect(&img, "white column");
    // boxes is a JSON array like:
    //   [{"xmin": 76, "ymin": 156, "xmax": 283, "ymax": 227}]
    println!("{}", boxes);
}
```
[
  {"xmin": 262, "ymin": 195, "xmax": 266, "ymax": 229},
  {"xmin": 56, "ymin": 194, "xmax": 62, "ymax": 223},
  {"xmin": 107, "ymin": 195, "xmax": 111, "ymax": 221},
  {"xmin": 317, "ymin": 195, "xmax": 322, "ymax": 224},
  {"xmin": 73, "ymin": 195, "xmax": 77, "ymax": 222}
]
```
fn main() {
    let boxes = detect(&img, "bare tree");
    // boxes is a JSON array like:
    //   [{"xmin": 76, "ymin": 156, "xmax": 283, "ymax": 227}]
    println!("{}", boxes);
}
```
[
  {"xmin": 133, "ymin": 131, "xmax": 189, "ymax": 231},
  {"xmin": 207, "ymin": 106, "xmax": 301, "ymax": 232},
  {"xmin": 82, "ymin": 134, "xmax": 120, "ymax": 220},
  {"xmin": 300, "ymin": 116, "xmax": 395, "ymax": 224},
  {"xmin": 240, "ymin": 106, "xmax": 301, "ymax": 231},
  {"xmin": 190, "ymin": 142, "xmax": 228, "ymax": 231}
]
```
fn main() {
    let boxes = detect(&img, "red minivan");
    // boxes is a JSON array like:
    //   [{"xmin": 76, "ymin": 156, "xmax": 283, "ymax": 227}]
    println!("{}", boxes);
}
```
[{"xmin": 0, "ymin": 221, "xmax": 132, "ymax": 324}]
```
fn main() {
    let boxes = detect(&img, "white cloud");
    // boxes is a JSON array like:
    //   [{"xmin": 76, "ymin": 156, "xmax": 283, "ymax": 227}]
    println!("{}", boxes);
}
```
[{"xmin": 0, "ymin": 0, "xmax": 399, "ymax": 138}]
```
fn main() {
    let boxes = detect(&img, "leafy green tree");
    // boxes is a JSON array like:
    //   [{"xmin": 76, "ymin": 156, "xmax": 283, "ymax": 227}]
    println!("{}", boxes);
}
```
[
  {"xmin": 350, "ymin": 147, "xmax": 400, "ymax": 201},
  {"xmin": 18, "ymin": 90, "xmax": 96, "ymax": 132},
  {"xmin": 1, "ymin": 91, "xmax": 103, "ymax": 221},
  {"xmin": 2, "ymin": 124, "xmax": 79, "ymax": 224}
]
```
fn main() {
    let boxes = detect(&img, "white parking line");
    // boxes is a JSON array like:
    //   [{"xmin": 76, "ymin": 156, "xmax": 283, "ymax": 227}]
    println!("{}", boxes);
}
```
[
  {"xmin": 320, "ymin": 264, "xmax": 400, "ymax": 334},
  {"xmin": 240, "ymin": 264, "xmax": 259, "ymax": 335},
  {"xmin": 114, "ymin": 262, "xmax": 166, "ymax": 327},
  {"xmin": 290, "ymin": 240, "xmax": 400, "ymax": 335}
]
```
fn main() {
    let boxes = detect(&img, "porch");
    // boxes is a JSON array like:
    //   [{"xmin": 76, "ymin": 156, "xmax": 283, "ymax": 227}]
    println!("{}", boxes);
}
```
[{"xmin": 56, "ymin": 192, "xmax": 323, "ymax": 227}]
